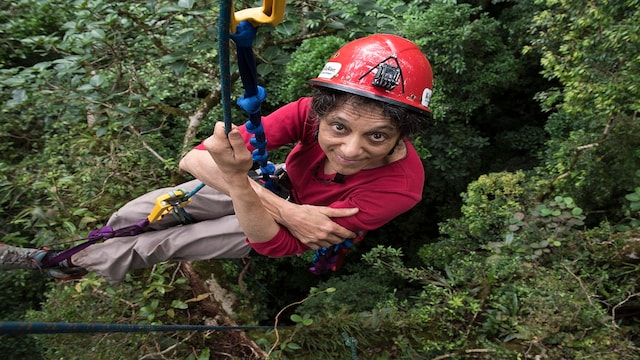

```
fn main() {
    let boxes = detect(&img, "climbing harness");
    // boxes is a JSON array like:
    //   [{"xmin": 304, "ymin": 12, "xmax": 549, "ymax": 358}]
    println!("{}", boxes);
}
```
[
  {"xmin": 248, "ymin": 163, "xmax": 292, "ymax": 200},
  {"xmin": 147, "ymin": 188, "xmax": 197, "ymax": 224},
  {"xmin": 40, "ymin": 186, "xmax": 195, "ymax": 269}
]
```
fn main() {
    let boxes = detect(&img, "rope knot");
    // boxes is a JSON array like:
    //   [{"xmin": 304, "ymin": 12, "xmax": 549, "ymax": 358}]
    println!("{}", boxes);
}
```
[
  {"xmin": 229, "ymin": 20, "xmax": 256, "ymax": 47},
  {"xmin": 237, "ymin": 86, "xmax": 266, "ymax": 114}
]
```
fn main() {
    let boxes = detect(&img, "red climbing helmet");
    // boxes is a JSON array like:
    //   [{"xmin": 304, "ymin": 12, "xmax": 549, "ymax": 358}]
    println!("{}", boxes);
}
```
[{"xmin": 308, "ymin": 34, "xmax": 433, "ymax": 115}]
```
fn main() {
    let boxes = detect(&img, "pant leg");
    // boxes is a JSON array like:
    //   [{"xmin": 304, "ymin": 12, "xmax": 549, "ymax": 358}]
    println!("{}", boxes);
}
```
[
  {"xmin": 72, "ymin": 180, "xmax": 251, "ymax": 284},
  {"xmin": 106, "ymin": 179, "xmax": 235, "ymax": 229}
]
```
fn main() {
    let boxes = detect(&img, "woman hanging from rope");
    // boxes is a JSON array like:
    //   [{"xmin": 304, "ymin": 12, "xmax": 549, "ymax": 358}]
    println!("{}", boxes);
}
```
[{"xmin": 0, "ymin": 34, "xmax": 434, "ymax": 285}]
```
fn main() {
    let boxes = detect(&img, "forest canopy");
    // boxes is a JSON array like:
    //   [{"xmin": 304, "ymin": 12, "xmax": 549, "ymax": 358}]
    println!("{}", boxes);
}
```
[{"xmin": 1, "ymin": 0, "xmax": 640, "ymax": 359}]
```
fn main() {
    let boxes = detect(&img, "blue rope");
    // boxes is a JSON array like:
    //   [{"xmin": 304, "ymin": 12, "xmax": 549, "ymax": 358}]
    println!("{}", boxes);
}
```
[
  {"xmin": 0, "ymin": 321, "xmax": 274, "ymax": 335},
  {"xmin": 218, "ymin": 0, "xmax": 233, "ymax": 134},
  {"xmin": 342, "ymin": 331, "xmax": 360, "ymax": 360},
  {"xmin": 173, "ymin": 0, "xmax": 231, "ymax": 217},
  {"xmin": 183, "ymin": 182, "xmax": 206, "ymax": 201}
]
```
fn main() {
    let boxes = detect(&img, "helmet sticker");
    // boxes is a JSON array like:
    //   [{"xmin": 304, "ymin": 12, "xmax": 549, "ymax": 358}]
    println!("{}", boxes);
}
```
[
  {"xmin": 421, "ymin": 88, "xmax": 432, "ymax": 108},
  {"xmin": 317, "ymin": 62, "xmax": 342, "ymax": 79}
]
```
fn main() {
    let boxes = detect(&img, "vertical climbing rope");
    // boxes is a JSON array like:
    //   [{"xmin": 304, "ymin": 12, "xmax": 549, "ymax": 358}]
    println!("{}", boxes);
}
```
[
  {"xmin": 342, "ymin": 331, "xmax": 360, "ymax": 360},
  {"xmin": 218, "ymin": 0, "xmax": 276, "ymax": 190},
  {"xmin": 218, "ymin": 0, "xmax": 233, "ymax": 134}
]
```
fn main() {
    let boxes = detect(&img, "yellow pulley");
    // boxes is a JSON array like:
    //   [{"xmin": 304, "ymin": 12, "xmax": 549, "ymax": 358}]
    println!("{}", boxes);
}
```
[{"xmin": 230, "ymin": 0, "xmax": 286, "ymax": 33}]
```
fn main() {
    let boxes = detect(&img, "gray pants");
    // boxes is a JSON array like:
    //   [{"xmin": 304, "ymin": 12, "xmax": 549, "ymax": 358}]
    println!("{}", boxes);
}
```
[{"xmin": 72, "ymin": 180, "xmax": 251, "ymax": 284}]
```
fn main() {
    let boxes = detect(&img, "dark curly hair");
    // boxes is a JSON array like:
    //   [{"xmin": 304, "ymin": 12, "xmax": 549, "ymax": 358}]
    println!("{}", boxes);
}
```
[{"xmin": 309, "ymin": 88, "xmax": 430, "ymax": 138}]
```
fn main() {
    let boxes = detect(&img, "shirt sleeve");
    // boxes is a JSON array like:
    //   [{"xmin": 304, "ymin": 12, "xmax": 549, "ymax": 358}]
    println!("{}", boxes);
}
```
[
  {"xmin": 246, "ymin": 227, "xmax": 309, "ymax": 257},
  {"xmin": 193, "ymin": 97, "xmax": 312, "ymax": 152}
]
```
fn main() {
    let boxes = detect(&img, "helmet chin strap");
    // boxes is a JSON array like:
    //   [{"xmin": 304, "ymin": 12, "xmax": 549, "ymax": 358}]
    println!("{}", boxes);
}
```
[{"xmin": 388, "ymin": 138, "xmax": 402, "ymax": 156}]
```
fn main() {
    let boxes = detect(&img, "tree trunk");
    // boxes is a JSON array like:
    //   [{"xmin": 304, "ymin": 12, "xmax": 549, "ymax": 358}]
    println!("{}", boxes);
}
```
[{"xmin": 180, "ymin": 262, "xmax": 268, "ymax": 359}]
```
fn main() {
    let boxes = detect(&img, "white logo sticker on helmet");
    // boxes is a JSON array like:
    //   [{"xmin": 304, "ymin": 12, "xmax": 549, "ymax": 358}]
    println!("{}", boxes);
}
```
[
  {"xmin": 317, "ymin": 62, "xmax": 342, "ymax": 79},
  {"xmin": 421, "ymin": 88, "xmax": 433, "ymax": 108}
]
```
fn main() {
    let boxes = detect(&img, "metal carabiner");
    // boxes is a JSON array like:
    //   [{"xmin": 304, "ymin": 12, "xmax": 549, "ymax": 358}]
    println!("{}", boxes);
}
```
[
  {"xmin": 230, "ymin": 0, "xmax": 286, "ymax": 33},
  {"xmin": 147, "ymin": 189, "xmax": 192, "ymax": 223}
]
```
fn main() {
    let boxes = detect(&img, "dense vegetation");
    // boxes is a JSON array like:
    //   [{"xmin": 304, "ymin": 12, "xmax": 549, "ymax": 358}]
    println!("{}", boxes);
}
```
[{"xmin": 2, "ymin": 0, "xmax": 639, "ymax": 358}]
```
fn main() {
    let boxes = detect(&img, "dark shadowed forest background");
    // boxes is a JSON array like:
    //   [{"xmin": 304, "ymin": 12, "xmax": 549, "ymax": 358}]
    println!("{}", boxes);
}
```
[{"xmin": 2, "ymin": 0, "xmax": 640, "ymax": 359}]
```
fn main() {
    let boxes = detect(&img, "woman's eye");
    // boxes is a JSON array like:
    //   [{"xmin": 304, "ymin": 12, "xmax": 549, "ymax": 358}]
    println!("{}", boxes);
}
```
[
  {"xmin": 332, "ymin": 123, "xmax": 345, "ymax": 131},
  {"xmin": 370, "ymin": 133, "xmax": 386, "ymax": 142}
]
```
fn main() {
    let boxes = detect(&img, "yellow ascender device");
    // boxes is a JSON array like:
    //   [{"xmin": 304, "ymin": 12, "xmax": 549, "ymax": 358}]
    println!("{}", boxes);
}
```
[
  {"xmin": 147, "ymin": 189, "xmax": 192, "ymax": 223},
  {"xmin": 230, "ymin": 0, "xmax": 286, "ymax": 33}
]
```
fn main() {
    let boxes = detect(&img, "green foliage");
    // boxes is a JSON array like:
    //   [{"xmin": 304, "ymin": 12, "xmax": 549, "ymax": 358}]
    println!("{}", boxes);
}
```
[
  {"xmin": 487, "ymin": 195, "xmax": 586, "ymax": 261},
  {"xmin": 296, "ymin": 0, "xmax": 401, "ymax": 38},
  {"xmin": 264, "ymin": 287, "xmax": 339, "ymax": 359},
  {"xmin": 531, "ymin": 0, "xmax": 640, "ymax": 219},
  {"xmin": 25, "ymin": 263, "xmax": 213, "ymax": 359},
  {"xmin": 422, "ymin": 123, "xmax": 490, "ymax": 219},
  {"xmin": 413, "ymin": 166, "xmax": 640, "ymax": 358},
  {"xmin": 0, "ymin": 270, "xmax": 48, "ymax": 359},
  {"xmin": 0, "ymin": 0, "xmax": 70, "ymax": 68},
  {"xmin": 481, "ymin": 265, "xmax": 615, "ymax": 352},
  {"xmin": 297, "ymin": 270, "xmax": 401, "ymax": 316},
  {"xmin": 272, "ymin": 36, "xmax": 346, "ymax": 104},
  {"xmin": 397, "ymin": 2, "xmax": 519, "ymax": 121},
  {"xmin": 619, "ymin": 174, "xmax": 640, "ymax": 230},
  {"xmin": 491, "ymin": 124, "xmax": 548, "ymax": 172},
  {"xmin": 26, "ymin": 277, "xmax": 153, "ymax": 359},
  {"xmin": 3, "ymin": 0, "xmax": 640, "ymax": 358},
  {"xmin": 456, "ymin": 171, "xmax": 529, "ymax": 242}
]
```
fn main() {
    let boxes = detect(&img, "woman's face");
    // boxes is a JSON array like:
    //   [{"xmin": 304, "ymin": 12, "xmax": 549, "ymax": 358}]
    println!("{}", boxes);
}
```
[{"xmin": 317, "ymin": 99, "xmax": 401, "ymax": 176}]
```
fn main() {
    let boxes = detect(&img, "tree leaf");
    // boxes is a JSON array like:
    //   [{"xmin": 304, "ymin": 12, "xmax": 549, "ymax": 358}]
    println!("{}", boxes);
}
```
[
  {"xmin": 178, "ymin": 0, "xmax": 195, "ymax": 10},
  {"xmin": 171, "ymin": 300, "xmax": 189, "ymax": 309}
]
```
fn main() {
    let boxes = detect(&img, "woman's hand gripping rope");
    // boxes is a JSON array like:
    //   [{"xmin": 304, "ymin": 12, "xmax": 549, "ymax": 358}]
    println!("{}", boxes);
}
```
[
  {"xmin": 204, "ymin": 123, "xmax": 254, "ymax": 184},
  {"xmin": 205, "ymin": 122, "xmax": 280, "ymax": 243}
]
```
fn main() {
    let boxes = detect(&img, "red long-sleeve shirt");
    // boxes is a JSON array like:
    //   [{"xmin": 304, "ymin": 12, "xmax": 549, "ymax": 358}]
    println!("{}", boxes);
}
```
[{"xmin": 197, "ymin": 97, "xmax": 425, "ymax": 257}]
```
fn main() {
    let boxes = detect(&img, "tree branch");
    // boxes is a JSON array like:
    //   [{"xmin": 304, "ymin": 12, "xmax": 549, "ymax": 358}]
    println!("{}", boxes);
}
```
[
  {"xmin": 128, "ymin": 124, "xmax": 167, "ymax": 163},
  {"xmin": 180, "ymin": 72, "xmax": 241, "ymax": 156},
  {"xmin": 179, "ymin": 262, "xmax": 268, "ymax": 359}
]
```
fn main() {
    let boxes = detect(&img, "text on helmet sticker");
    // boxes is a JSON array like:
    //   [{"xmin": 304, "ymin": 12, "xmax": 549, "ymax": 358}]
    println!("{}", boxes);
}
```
[
  {"xmin": 421, "ymin": 88, "xmax": 433, "ymax": 108},
  {"xmin": 317, "ymin": 62, "xmax": 342, "ymax": 79}
]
